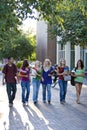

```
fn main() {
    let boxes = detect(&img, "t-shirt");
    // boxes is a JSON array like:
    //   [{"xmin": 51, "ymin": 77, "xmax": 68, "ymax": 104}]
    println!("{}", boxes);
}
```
[
  {"xmin": 2, "ymin": 64, "xmax": 17, "ymax": 83},
  {"xmin": 32, "ymin": 67, "xmax": 42, "ymax": 80},
  {"xmin": 74, "ymin": 68, "xmax": 85, "ymax": 83},
  {"xmin": 58, "ymin": 67, "xmax": 64, "ymax": 80},
  {"xmin": 42, "ymin": 66, "xmax": 54, "ymax": 85},
  {"xmin": 58, "ymin": 66, "xmax": 69, "ymax": 80},
  {"xmin": 20, "ymin": 67, "xmax": 30, "ymax": 81}
]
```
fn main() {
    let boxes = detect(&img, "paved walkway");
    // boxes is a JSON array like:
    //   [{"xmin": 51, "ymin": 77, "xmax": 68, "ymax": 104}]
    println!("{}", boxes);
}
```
[{"xmin": 0, "ymin": 80, "xmax": 87, "ymax": 130}]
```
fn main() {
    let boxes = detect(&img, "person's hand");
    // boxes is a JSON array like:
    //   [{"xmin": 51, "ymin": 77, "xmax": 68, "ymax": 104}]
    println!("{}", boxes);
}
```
[
  {"xmin": 48, "ymin": 74, "xmax": 51, "ymax": 77},
  {"xmin": 41, "ymin": 77, "xmax": 44, "ymax": 82},
  {"xmin": 25, "ymin": 75, "xmax": 28, "ymax": 78},
  {"xmin": 2, "ymin": 81, "xmax": 5, "ymax": 85}
]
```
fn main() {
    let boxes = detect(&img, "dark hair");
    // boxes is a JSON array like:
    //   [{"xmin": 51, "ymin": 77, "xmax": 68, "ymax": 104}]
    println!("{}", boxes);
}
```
[
  {"xmin": 22, "ymin": 59, "xmax": 29, "ymax": 69},
  {"xmin": 76, "ymin": 59, "xmax": 84, "ymax": 69},
  {"xmin": 8, "ymin": 56, "xmax": 13, "ymax": 60}
]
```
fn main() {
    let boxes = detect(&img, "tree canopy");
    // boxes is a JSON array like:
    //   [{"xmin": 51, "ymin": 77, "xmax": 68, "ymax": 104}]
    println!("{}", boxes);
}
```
[
  {"xmin": 45, "ymin": 0, "xmax": 87, "ymax": 46},
  {"xmin": 0, "ymin": 0, "xmax": 87, "ymax": 57}
]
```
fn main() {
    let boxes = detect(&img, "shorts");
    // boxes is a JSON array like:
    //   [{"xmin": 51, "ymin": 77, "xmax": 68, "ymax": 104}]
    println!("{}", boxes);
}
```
[{"xmin": 75, "ymin": 81, "xmax": 82, "ymax": 85}]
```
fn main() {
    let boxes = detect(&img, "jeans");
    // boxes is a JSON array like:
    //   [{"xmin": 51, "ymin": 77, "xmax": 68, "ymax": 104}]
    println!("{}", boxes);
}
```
[
  {"xmin": 42, "ymin": 84, "xmax": 51, "ymax": 102},
  {"xmin": 6, "ymin": 82, "xmax": 17, "ymax": 104},
  {"xmin": 58, "ymin": 79, "xmax": 67, "ymax": 102},
  {"xmin": 32, "ymin": 78, "xmax": 41, "ymax": 102},
  {"xmin": 21, "ymin": 81, "xmax": 30, "ymax": 103}
]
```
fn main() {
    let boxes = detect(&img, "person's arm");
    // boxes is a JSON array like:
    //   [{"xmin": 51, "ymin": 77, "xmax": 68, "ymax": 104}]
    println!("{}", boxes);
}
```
[
  {"xmin": 48, "ymin": 67, "xmax": 55, "ymax": 77},
  {"xmin": 2, "ymin": 65, "xmax": 6, "ymax": 85},
  {"xmin": 74, "ymin": 68, "xmax": 85, "ymax": 77},
  {"xmin": 30, "ymin": 68, "xmax": 37, "ymax": 77},
  {"xmin": 2, "ymin": 73, "xmax": 5, "ymax": 85},
  {"xmin": 75, "ymin": 73, "xmax": 85, "ymax": 77}
]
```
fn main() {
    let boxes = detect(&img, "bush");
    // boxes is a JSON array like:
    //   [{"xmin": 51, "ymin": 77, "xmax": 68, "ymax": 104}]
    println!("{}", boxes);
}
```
[{"xmin": 16, "ymin": 61, "xmax": 23, "ymax": 69}]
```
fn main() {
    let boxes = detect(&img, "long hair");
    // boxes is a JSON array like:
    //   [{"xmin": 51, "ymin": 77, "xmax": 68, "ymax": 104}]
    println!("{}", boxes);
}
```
[
  {"xmin": 59, "ymin": 58, "xmax": 66, "ymax": 66},
  {"xmin": 35, "ymin": 60, "xmax": 41, "ymax": 68},
  {"xmin": 43, "ymin": 59, "xmax": 51, "ymax": 68},
  {"xmin": 76, "ymin": 59, "xmax": 84, "ymax": 69},
  {"xmin": 22, "ymin": 59, "xmax": 29, "ymax": 69}
]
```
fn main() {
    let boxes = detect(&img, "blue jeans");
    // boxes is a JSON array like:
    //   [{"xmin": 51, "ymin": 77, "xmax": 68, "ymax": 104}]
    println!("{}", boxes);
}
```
[
  {"xmin": 58, "ymin": 79, "xmax": 67, "ymax": 102},
  {"xmin": 21, "ymin": 81, "xmax": 30, "ymax": 103},
  {"xmin": 32, "ymin": 78, "xmax": 41, "ymax": 102},
  {"xmin": 42, "ymin": 84, "xmax": 51, "ymax": 102},
  {"xmin": 6, "ymin": 82, "xmax": 17, "ymax": 104}
]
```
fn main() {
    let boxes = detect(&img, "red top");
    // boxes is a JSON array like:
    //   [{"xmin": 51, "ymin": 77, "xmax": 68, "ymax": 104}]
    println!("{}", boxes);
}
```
[
  {"xmin": 58, "ymin": 67, "xmax": 64, "ymax": 80},
  {"xmin": 2, "ymin": 64, "xmax": 17, "ymax": 83}
]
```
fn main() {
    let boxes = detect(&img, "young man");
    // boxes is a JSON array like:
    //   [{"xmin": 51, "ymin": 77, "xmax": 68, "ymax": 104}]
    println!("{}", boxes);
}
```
[{"xmin": 2, "ymin": 57, "xmax": 18, "ymax": 107}]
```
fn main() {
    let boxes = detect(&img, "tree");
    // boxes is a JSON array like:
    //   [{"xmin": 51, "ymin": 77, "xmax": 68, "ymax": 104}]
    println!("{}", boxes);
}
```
[
  {"xmin": 28, "ymin": 34, "xmax": 36, "ymax": 60},
  {"xmin": 47, "ymin": 0, "xmax": 87, "ymax": 46},
  {"xmin": 0, "ymin": 0, "xmax": 87, "ymax": 50},
  {"xmin": 38, "ymin": 0, "xmax": 87, "ymax": 46},
  {"xmin": 1, "ymin": 35, "xmax": 34, "ymax": 60},
  {"xmin": 12, "ymin": 35, "xmax": 34, "ymax": 60}
]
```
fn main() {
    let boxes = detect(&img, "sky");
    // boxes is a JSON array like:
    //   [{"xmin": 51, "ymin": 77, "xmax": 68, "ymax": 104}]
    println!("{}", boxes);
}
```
[
  {"xmin": 21, "ymin": 18, "xmax": 37, "ymax": 34},
  {"xmin": 21, "ymin": 9, "xmax": 37, "ymax": 35}
]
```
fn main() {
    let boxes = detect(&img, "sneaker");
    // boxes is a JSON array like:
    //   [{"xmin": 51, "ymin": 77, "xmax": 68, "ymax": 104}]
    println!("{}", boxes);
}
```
[
  {"xmin": 34, "ymin": 101, "xmax": 37, "ymax": 104},
  {"xmin": 76, "ymin": 100, "xmax": 80, "ymax": 104},
  {"xmin": 43, "ymin": 100, "xmax": 46, "ymax": 103},
  {"xmin": 60, "ymin": 101, "xmax": 64, "ymax": 104},
  {"xmin": 63, "ymin": 100, "xmax": 66, "ymax": 104},
  {"xmin": 9, "ymin": 103, "xmax": 13, "ymax": 107},
  {"xmin": 48, "ymin": 101, "xmax": 51, "ymax": 104},
  {"xmin": 23, "ymin": 103, "xmax": 26, "ymax": 106},
  {"xmin": 26, "ymin": 102, "xmax": 28, "ymax": 106}
]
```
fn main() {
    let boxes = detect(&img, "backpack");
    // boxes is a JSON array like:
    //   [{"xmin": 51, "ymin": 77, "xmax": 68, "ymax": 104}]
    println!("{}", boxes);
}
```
[{"xmin": 71, "ymin": 67, "xmax": 77, "ymax": 86}]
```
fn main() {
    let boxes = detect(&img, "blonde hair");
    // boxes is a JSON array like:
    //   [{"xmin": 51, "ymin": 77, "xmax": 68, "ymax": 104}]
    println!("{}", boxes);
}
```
[
  {"xmin": 35, "ymin": 60, "xmax": 41, "ymax": 68},
  {"xmin": 43, "ymin": 58, "xmax": 51, "ymax": 68},
  {"xmin": 59, "ymin": 58, "xmax": 66, "ymax": 66}
]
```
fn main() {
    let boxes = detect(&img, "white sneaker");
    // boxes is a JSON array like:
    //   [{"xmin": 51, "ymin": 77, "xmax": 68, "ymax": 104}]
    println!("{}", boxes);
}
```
[{"xmin": 26, "ymin": 102, "xmax": 28, "ymax": 106}]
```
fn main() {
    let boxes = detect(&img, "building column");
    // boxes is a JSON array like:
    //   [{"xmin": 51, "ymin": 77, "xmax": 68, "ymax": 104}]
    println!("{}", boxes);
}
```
[
  {"xmin": 75, "ymin": 45, "xmax": 80, "ymax": 66},
  {"xmin": 65, "ymin": 42, "xmax": 70, "ymax": 68}
]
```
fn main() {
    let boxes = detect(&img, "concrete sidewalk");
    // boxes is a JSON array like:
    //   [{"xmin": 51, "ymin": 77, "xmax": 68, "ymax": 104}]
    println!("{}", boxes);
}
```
[{"xmin": 0, "ymin": 81, "xmax": 87, "ymax": 130}]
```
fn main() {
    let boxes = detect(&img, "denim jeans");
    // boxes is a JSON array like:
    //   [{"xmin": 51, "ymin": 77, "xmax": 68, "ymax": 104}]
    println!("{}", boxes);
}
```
[
  {"xmin": 42, "ymin": 84, "xmax": 51, "ymax": 102},
  {"xmin": 58, "ymin": 79, "xmax": 67, "ymax": 102},
  {"xmin": 21, "ymin": 81, "xmax": 30, "ymax": 103},
  {"xmin": 6, "ymin": 82, "xmax": 17, "ymax": 104},
  {"xmin": 32, "ymin": 78, "xmax": 41, "ymax": 102}
]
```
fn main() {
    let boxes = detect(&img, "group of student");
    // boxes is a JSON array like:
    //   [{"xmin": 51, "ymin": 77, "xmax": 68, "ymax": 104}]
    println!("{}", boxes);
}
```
[{"xmin": 2, "ymin": 56, "xmax": 85, "ymax": 107}]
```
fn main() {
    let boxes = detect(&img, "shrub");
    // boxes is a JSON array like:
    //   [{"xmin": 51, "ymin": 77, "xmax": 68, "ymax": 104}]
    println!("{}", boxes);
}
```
[{"xmin": 16, "ymin": 61, "xmax": 23, "ymax": 69}]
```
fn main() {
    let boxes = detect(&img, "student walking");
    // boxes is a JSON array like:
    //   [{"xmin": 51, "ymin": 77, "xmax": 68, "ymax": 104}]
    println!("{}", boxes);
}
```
[
  {"xmin": 42, "ymin": 59, "xmax": 54, "ymax": 104},
  {"xmin": 32, "ymin": 60, "xmax": 42, "ymax": 104},
  {"xmin": 2, "ymin": 57, "xmax": 18, "ymax": 107},
  {"xmin": 57, "ymin": 59, "xmax": 69, "ymax": 104},
  {"xmin": 71, "ymin": 59, "xmax": 85, "ymax": 104},
  {"xmin": 19, "ymin": 59, "xmax": 31, "ymax": 106}
]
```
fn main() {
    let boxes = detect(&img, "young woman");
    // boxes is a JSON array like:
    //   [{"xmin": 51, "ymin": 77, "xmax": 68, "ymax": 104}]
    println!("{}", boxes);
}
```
[
  {"xmin": 32, "ymin": 60, "xmax": 42, "ymax": 104},
  {"xmin": 57, "ymin": 59, "xmax": 69, "ymax": 104},
  {"xmin": 42, "ymin": 59, "xmax": 54, "ymax": 104},
  {"xmin": 19, "ymin": 59, "xmax": 30, "ymax": 106},
  {"xmin": 72, "ymin": 59, "xmax": 85, "ymax": 104}
]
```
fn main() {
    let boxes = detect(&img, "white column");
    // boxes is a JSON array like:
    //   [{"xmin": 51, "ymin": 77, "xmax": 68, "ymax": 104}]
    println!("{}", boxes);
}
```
[
  {"xmin": 56, "ymin": 36, "xmax": 61, "ymax": 64},
  {"xmin": 65, "ymin": 42, "xmax": 70, "ymax": 68},
  {"xmin": 75, "ymin": 45, "xmax": 80, "ymax": 66}
]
